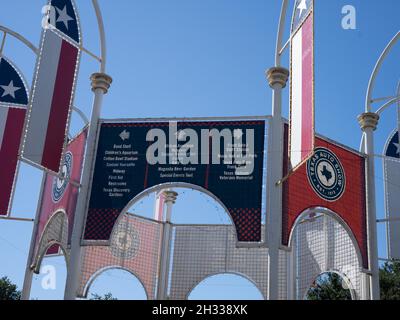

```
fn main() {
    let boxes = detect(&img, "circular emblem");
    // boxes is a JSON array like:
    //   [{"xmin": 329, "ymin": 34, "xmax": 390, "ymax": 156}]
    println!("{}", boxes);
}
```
[
  {"xmin": 307, "ymin": 148, "xmax": 346, "ymax": 201},
  {"xmin": 110, "ymin": 223, "xmax": 140, "ymax": 260},
  {"xmin": 52, "ymin": 152, "xmax": 73, "ymax": 203}
]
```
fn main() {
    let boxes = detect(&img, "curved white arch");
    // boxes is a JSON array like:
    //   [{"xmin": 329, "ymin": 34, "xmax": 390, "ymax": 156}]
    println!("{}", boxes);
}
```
[
  {"xmin": 365, "ymin": 31, "xmax": 400, "ymax": 112},
  {"xmin": 117, "ymin": 182, "xmax": 238, "ymax": 239},
  {"xmin": 185, "ymin": 271, "xmax": 265, "ymax": 300},
  {"xmin": 81, "ymin": 265, "xmax": 149, "ymax": 300},
  {"xmin": 34, "ymin": 240, "xmax": 69, "ymax": 275},
  {"xmin": 33, "ymin": 210, "xmax": 69, "ymax": 273},
  {"xmin": 288, "ymin": 207, "xmax": 364, "ymax": 271},
  {"xmin": 303, "ymin": 270, "xmax": 357, "ymax": 300}
]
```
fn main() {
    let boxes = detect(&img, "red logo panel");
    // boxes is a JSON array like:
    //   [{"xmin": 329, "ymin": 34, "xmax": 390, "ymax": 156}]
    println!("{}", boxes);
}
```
[{"xmin": 282, "ymin": 128, "xmax": 368, "ymax": 268}]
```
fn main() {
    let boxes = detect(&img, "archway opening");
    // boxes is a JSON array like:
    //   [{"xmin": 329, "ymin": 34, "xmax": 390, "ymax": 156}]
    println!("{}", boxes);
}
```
[
  {"xmin": 290, "ymin": 209, "xmax": 362, "ymax": 300},
  {"xmin": 187, "ymin": 273, "xmax": 264, "ymax": 300},
  {"xmin": 85, "ymin": 268, "xmax": 147, "ymax": 300},
  {"xmin": 30, "ymin": 252, "xmax": 67, "ymax": 300},
  {"xmin": 305, "ymin": 272, "xmax": 353, "ymax": 301},
  {"xmin": 127, "ymin": 187, "xmax": 233, "ymax": 225}
]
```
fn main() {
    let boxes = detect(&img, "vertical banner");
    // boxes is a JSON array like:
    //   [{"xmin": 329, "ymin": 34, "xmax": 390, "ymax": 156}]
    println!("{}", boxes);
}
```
[
  {"xmin": 0, "ymin": 56, "xmax": 29, "ymax": 216},
  {"xmin": 22, "ymin": 0, "xmax": 81, "ymax": 174},
  {"xmin": 383, "ymin": 130, "xmax": 400, "ymax": 260},
  {"xmin": 289, "ymin": 0, "xmax": 315, "ymax": 172},
  {"xmin": 34, "ymin": 128, "xmax": 87, "ymax": 256}
]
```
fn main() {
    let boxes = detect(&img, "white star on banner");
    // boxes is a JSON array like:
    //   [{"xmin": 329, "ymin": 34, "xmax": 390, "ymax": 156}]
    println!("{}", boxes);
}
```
[
  {"xmin": 56, "ymin": 5, "xmax": 74, "ymax": 30},
  {"xmin": 0, "ymin": 80, "xmax": 20, "ymax": 99},
  {"xmin": 394, "ymin": 142, "xmax": 400, "ymax": 155},
  {"xmin": 297, "ymin": 0, "xmax": 308, "ymax": 18}
]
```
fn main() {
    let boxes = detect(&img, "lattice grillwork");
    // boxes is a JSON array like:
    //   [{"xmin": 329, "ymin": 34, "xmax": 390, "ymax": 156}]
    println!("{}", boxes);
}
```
[
  {"xmin": 33, "ymin": 211, "xmax": 69, "ymax": 273},
  {"xmin": 77, "ymin": 214, "xmax": 162, "ymax": 300},
  {"xmin": 169, "ymin": 225, "xmax": 268, "ymax": 300},
  {"xmin": 293, "ymin": 214, "xmax": 362, "ymax": 300}
]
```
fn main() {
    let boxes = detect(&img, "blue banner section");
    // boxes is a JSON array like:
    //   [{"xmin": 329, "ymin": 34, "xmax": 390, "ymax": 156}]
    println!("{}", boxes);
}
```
[{"xmin": 85, "ymin": 120, "xmax": 266, "ymax": 242}]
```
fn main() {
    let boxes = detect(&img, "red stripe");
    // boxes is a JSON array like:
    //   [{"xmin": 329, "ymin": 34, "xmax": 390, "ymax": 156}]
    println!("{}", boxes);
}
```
[
  {"xmin": 41, "ymin": 40, "xmax": 78, "ymax": 172},
  {"xmin": 0, "ymin": 108, "xmax": 25, "ymax": 215},
  {"xmin": 301, "ymin": 14, "xmax": 314, "ymax": 161}
]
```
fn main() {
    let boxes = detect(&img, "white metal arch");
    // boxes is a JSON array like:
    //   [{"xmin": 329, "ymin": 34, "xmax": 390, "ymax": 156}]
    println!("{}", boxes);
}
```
[
  {"xmin": 81, "ymin": 265, "xmax": 149, "ymax": 300},
  {"xmin": 33, "ymin": 209, "xmax": 69, "ymax": 273},
  {"xmin": 288, "ymin": 206, "xmax": 364, "ymax": 269},
  {"xmin": 302, "ymin": 270, "xmax": 357, "ymax": 301},
  {"xmin": 117, "ymin": 182, "xmax": 239, "ymax": 240},
  {"xmin": 185, "ymin": 271, "xmax": 266, "ymax": 300}
]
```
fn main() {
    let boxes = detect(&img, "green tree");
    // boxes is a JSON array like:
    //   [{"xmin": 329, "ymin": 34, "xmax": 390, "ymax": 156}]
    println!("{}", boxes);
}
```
[
  {"xmin": 0, "ymin": 277, "xmax": 21, "ymax": 300},
  {"xmin": 90, "ymin": 292, "xmax": 117, "ymax": 300},
  {"xmin": 306, "ymin": 273, "xmax": 352, "ymax": 300},
  {"xmin": 380, "ymin": 260, "xmax": 400, "ymax": 300}
]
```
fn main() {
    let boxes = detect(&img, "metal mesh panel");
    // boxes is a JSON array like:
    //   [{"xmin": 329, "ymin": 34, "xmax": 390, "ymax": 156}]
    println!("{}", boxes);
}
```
[
  {"xmin": 33, "ymin": 211, "xmax": 69, "ymax": 272},
  {"xmin": 77, "ymin": 214, "xmax": 162, "ymax": 300},
  {"xmin": 278, "ymin": 249, "xmax": 288, "ymax": 300},
  {"xmin": 293, "ymin": 214, "xmax": 362, "ymax": 300},
  {"xmin": 169, "ymin": 225, "xmax": 268, "ymax": 300}
]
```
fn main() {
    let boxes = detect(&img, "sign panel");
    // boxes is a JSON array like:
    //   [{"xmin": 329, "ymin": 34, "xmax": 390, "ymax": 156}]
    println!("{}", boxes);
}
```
[
  {"xmin": 22, "ymin": 0, "xmax": 81, "ymax": 174},
  {"xmin": 289, "ymin": 0, "xmax": 315, "ymax": 172},
  {"xmin": 0, "ymin": 55, "xmax": 29, "ymax": 216},
  {"xmin": 84, "ymin": 120, "xmax": 266, "ymax": 243},
  {"xmin": 383, "ymin": 130, "xmax": 400, "ymax": 260}
]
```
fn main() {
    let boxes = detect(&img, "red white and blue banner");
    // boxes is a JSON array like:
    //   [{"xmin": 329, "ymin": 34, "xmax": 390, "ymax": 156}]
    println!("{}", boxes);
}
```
[
  {"xmin": 383, "ymin": 130, "xmax": 400, "ymax": 260},
  {"xmin": 0, "ymin": 55, "xmax": 29, "ymax": 216},
  {"xmin": 35, "ymin": 128, "xmax": 87, "ymax": 256},
  {"xmin": 22, "ymin": 0, "xmax": 81, "ymax": 174},
  {"xmin": 289, "ymin": 0, "xmax": 315, "ymax": 172}
]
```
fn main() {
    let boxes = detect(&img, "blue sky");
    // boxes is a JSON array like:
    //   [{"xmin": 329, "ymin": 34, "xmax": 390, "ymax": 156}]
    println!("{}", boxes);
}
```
[{"xmin": 0, "ymin": 0, "xmax": 399, "ymax": 300}]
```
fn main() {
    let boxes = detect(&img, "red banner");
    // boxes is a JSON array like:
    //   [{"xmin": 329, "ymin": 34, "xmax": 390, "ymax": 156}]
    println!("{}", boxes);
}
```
[
  {"xmin": 282, "ymin": 126, "xmax": 368, "ymax": 268},
  {"xmin": 35, "ymin": 128, "xmax": 87, "ymax": 255}
]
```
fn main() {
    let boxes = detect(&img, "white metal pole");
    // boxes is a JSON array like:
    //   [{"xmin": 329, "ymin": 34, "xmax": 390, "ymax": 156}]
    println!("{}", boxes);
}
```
[
  {"xmin": 21, "ymin": 172, "xmax": 46, "ymax": 300},
  {"xmin": 266, "ymin": 67, "xmax": 289, "ymax": 300},
  {"xmin": 156, "ymin": 190, "xmax": 177, "ymax": 300},
  {"xmin": 64, "ymin": 73, "xmax": 112, "ymax": 300},
  {"xmin": 358, "ymin": 112, "xmax": 380, "ymax": 300}
]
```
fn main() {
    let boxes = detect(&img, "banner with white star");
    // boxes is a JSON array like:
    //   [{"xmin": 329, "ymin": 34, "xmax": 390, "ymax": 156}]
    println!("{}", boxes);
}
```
[
  {"xmin": 22, "ymin": 0, "xmax": 81, "ymax": 175},
  {"xmin": 0, "ymin": 55, "xmax": 29, "ymax": 216},
  {"xmin": 288, "ymin": 0, "xmax": 315, "ymax": 173},
  {"xmin": 383, "ymin": 130, "xmax": 400, "ymax": 260}
]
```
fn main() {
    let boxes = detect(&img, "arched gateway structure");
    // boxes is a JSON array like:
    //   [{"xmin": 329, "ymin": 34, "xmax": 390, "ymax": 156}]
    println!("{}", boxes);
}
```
[{"xmin": 70, "ymin": 117, "xmax": 368, "ymax": 300}]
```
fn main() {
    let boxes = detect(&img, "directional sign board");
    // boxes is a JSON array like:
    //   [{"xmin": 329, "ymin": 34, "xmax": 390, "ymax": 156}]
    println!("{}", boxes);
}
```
[{"xmin": 84, "ymin": 120, "xmax": 266, "ymax": 243}]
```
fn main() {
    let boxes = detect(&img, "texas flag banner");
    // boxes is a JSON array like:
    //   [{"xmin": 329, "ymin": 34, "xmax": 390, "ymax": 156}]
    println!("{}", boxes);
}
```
[
  {"xmin": 22, "ymin": 0, "xmax": 81, "ymax": 174},
  {"xmin": 34, "ymin": 128, "xmax": 87, "ymax": 256},
  {"xmin": 383, "ymin": 130, "xmax": 400, "ymax": 260},
  {"xmin": 289, "ymin": 0, "xmax": 315, "ymax": 172},
  {"xmin": 0, "ymin": 56, "xmax": 29, "ymax": 216}
]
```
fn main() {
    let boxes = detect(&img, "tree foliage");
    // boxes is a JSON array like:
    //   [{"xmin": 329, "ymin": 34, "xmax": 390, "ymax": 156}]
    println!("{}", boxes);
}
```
[
  {"xmin": 306, "ymin": 272, "xmax": 352, "ymax": 300},
  {"xmin": 0, "ymin": 277, "xmax": 21, "ymax": 300},
  {"xmin": 90, "ymin": 292, "xmax": 117, "ymax": 300},
  {"xmin": 380, "ymin": 260, "xmax": 400, "ymax": 300}
]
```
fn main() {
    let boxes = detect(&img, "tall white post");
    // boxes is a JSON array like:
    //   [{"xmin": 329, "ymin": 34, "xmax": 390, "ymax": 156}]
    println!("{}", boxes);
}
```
[
  {"xmin": 21, "ymin": 172, "xmax": 46, "ymax": 300},
  {"xmin": 156, "ymin": 190, "xmax": 178, "ymax": 300},
  {"xmin": 266, "ymin": 67, "xmax": 289, "ymax": 300},
  {"xmin": 64, "ymin": 73, "xmax": 112, "ymax": 300},
  {"xmin": 358, "ymin": 112, "xmax": 380, "ymax": 300}
]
